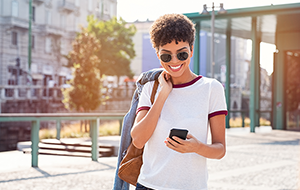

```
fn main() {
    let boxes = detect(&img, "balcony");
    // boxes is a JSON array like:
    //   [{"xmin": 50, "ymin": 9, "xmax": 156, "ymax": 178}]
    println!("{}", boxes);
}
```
[
  {"xmin": 1, "ymin": 16, "xmax": 28, "ymax": 30},
  {"xmin": 58, "ymin": 0, "xmax": 78, "ymax": 14},
  {"xmin": 26, "ymin": 0, "xmax": 46, "ymax": 5},
  {"xmin": 0, "ymin": 85, "xmax": 63, "ymax": 101},
  {"xmin": 34, "ymin": 0, "xmax": 46, "ymax": 4},
  {"xmin": 38, "ymin": 24, "xmax": 64, "ymax": 36}
]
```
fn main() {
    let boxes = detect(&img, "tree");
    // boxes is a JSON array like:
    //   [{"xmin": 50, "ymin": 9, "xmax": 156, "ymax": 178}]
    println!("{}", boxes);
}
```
[
  {"xmin": 86, "ymin": 16, "xmax": 136, "ymax": 81},
  {"xmin": 63, "ymin": 16, "xmax": 136, "ymax": 117},
  {"xmin": 63, "ymin": 28, "xmax": 102, "ymax": 113}
]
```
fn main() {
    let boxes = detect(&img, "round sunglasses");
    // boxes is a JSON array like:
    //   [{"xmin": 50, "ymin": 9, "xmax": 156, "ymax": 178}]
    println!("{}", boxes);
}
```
[{"xmin": 160, "ymin": 52, "xmax": 189, "ymax": 63}]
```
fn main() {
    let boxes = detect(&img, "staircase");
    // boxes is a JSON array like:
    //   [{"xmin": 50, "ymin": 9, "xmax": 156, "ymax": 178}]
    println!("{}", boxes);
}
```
[{"xmin": 22, "ymin": 139, "xmax": 115, "ymax": 157}]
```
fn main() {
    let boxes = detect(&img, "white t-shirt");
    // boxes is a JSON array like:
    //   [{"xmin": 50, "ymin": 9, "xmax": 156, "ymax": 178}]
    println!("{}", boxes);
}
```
[{"xmin": 136, "ymin": 76, "xmax": 227, "ymax": 190}]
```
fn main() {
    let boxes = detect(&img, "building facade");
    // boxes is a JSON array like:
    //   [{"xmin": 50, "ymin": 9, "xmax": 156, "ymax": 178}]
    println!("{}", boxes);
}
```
[{"xmin": 0, "ymin": 0, "xmax": 117, "ymax": 113}]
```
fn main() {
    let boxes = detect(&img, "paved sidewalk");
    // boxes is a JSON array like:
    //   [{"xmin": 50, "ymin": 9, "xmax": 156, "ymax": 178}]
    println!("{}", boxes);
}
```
[{"xmin": 0, "ymin": 127, "xmax": 299, "ymax": 190}]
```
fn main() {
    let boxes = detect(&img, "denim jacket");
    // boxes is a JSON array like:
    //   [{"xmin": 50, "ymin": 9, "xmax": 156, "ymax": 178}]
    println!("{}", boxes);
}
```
[{"xmin": 113, "ymin": 68, "xmax": 163, "ymax": 190}]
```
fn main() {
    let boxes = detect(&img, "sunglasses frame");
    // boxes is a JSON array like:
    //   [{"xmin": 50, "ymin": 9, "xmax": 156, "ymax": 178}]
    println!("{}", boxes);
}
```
[{"xmin": 159, "ymin": 51, "xmax": 189, "ymax": 63}]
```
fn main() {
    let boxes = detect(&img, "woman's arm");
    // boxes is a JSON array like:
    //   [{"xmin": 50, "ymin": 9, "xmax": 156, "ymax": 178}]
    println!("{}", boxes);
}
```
[
  {"xmin": 165, "ymin": 114, "xmax": 226, "ymax": 159},
  {"xmin": 131, "ymin": 71, "xmax": 172, "ymax": 149}
]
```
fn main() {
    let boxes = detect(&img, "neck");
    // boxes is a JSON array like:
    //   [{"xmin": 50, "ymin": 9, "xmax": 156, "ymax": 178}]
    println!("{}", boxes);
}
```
[{"xmin": 172, "ymin": 70, "xmax": 198, "ymax": 85}]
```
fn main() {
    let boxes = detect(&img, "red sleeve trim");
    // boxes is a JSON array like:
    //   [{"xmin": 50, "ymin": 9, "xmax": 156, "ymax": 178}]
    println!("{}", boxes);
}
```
[
  {"xmin": 136, "ymin": 106, "xmax": 151, "ymax": 115},
  {"xmin": 208, "ymin": 110, "xmax": 228, "ymax": 119}
]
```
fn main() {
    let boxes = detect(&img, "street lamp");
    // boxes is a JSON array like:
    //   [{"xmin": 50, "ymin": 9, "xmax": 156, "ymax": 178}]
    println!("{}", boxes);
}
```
[{"xmin": 201, "ymin": 3, "xmax": 227, "ymax": 78}]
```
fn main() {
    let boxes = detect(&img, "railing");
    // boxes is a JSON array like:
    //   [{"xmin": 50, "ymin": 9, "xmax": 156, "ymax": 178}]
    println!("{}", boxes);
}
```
[
  {"xmin": 0, "ymin": 113, "xmax": 125, "ymax": 167},
  {"xmin": 229, "ymin": 109, "xmax": 272, "ymax": 128},
  {"xmin": 0, "ymin": 85, "xmax": 136, "ymax": 101},
  {"xmin": 0, "ymin": 86, "xmax": 63, "ymax": 101}
]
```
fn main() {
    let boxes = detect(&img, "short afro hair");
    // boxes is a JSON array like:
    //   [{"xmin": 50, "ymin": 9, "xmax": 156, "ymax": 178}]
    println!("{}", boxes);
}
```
[{"xmin": 150, "ymin": 13, "xmax": 195, "ymax": 51}]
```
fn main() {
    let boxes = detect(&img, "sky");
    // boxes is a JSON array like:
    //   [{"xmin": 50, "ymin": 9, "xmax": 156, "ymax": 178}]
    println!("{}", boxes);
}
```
[{"xmin": 117, "ymin": 0, "xmax": 299, "ymax": 75}]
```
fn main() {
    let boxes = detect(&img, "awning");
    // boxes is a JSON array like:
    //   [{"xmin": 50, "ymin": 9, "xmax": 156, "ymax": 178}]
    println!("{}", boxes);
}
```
[{"xmin": 185, "ymin": 3, "xmax": 300, "ymax": 44}]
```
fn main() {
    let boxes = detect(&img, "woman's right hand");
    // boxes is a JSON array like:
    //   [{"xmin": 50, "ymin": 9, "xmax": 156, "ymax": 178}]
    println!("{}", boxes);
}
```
[{"xmin": 158, "ymin": 71, "xmax": 173, "ymax": 96}]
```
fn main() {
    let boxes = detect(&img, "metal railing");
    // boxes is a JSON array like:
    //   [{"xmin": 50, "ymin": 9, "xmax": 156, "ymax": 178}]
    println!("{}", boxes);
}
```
[
  {"xmin": 0, "ymin": 86, "xmax": 63, "ymax": 101},
  {"xmin": 0, "ymin": 85, "xmax": 136, "ymax": 101},
  {"xmin": 229, "ymin": 109, "xmax": 272, "ymax": 128},
  {"xmin": 0, "ymin": 113, "xmax": 125, "ymax": 167}
]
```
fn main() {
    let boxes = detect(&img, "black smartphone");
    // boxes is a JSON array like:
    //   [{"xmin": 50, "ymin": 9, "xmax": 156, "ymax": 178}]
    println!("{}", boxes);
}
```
[{"xmin": 169, "ymin": 128, "xmax": 188, "ymax": 144}]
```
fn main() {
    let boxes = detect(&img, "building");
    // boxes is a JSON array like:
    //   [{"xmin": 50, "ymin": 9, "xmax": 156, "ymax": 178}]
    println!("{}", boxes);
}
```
[
  {"xmin": 0, "ymin": 0, "xmax": 117, "ymax": 113},
  {"xmin": 186, "ymin": 3, "xmax": 300, "ymax": 131},
  {"xmin": 0, "ymin": 0, "xmax": 119, "ymax": 152}
]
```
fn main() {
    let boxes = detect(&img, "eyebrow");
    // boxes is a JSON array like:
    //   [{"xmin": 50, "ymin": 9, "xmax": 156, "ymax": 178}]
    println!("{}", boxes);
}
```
[{"xmin": 160, "ymin": 47, "xmax": 188, "ymax": 53}]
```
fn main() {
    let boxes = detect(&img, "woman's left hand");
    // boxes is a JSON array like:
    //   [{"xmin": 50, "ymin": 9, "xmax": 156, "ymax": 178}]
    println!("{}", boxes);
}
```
[{"xmin": 164, "ymin": 134, "xmax": 203, "ymax": 154}]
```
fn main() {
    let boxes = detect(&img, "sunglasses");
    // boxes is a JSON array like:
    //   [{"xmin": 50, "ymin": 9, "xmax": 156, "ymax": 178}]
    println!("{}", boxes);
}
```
[{"xmin": 160, "ymin": 52, "xmax": 189, "ymax": 63}]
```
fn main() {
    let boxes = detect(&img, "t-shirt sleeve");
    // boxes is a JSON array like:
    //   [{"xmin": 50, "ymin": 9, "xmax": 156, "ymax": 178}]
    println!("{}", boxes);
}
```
[
  {"xmin": 208, "ymin": 79, "xmax": 228, "ymax": 119},
  {"xmin": 136, "ymin": 81, "xmax": 153, "ymax": 114}
]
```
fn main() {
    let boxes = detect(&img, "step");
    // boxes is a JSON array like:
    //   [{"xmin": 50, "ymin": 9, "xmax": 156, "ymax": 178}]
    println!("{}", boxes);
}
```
[
  {"xmin": 38, "ymin": 143, "xmax": 112, "ymax": 154},
  {"xmin": 40, "ymin": 139, "xmax": 114, "ymax": 149},
  {"xmin": 23, "ymin": 147, "xmax": 113, "ymax": 157}
]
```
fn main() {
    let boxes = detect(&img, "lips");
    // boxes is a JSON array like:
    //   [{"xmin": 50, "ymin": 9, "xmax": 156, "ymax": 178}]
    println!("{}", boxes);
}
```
[{"xmin": 169, "ymin": 64, "xmax": 183, "ymax": 72}]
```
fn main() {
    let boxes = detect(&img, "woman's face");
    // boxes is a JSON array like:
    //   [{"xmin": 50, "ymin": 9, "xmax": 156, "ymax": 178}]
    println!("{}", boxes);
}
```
[{"xmin": 157, "ymin": 40, "xmax": 193, "ymax": 78}]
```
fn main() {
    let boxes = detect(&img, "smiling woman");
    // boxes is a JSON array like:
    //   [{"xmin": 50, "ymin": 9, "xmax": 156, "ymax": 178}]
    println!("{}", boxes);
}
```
[{"xmin": 128, "ymin": 13, "xmax": 228, "ymax": 190}]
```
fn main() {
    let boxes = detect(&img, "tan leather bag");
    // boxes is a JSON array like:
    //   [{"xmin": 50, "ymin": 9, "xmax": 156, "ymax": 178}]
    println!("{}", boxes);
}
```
[{"xmin": 118, "ymin": 79, "xmax": 159, "ymax": 186}]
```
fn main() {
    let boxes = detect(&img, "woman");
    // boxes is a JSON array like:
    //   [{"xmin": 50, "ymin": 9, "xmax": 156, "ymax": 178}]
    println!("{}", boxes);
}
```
[{"xmin": 131, "ymin": 13, "xmax": 227, "ymax": 190}]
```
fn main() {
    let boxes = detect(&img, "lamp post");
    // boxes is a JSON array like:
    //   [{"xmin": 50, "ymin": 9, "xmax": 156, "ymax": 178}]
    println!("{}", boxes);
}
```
[{"xmin": 202, "ymin": 3, "xmax": 226, "ymax": 78}]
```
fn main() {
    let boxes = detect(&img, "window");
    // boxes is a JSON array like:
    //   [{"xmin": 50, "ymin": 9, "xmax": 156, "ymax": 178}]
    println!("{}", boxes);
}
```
[
  {"xmin": 60, "ymin": 40, "xmax": 65, "ymax": 54},
  {"xmin": 45, "ymin": 37, "xmax": 52, "ymax": 53},
  {"xmin": 110, "ymin": 2, "xmax": 114, "ymax": 17},
  {"xmin": 12, "ymin": 1, "xmax": 18, "ymax": 17},
  {"xmin": 46, "ymin": 11, "xmax": 52, "ymax": 25},
  {"xmin": 88, "ymin": 0, "xmax": 92, "ymax": 11},
  {"xmin": 104, "ymin": 2, "xmax": 109, "ymax": 14},
  {"xmin": 74, "ymin": 17, "xmax": 78, "ymax": 30},
  {"xmin": 98, "ymin": 2, "xmax": 102, "ymax": 13},
  {"xmin": 75, "ymin": 0, "xmax": 80, "ymax": 7},
  {"xmin": 61, "ymin": 14, "xmax": 66, "ymax": 28},
  {"xmin": 31, "ymin": 35, "xmax": 35, "ymax": 49},
  {"xmin": 12, "ymin": 31, "xmax": 18, "ymax": 45},
  {"xmin": 32, "ymin": 6, "xmax": 35, "ymax": 22}
]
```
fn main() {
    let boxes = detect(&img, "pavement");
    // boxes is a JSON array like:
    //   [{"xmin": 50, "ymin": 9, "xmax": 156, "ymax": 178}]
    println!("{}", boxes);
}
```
[{"xmin": 0, "ymin": 126, "xmax": 300, "ymax": 190}]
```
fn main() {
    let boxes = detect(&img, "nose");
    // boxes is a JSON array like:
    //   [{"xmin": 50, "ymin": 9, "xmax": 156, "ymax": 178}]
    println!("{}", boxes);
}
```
[{"xmin": 170, "ymin": 54, "xmax": 180, "ymax": 63}]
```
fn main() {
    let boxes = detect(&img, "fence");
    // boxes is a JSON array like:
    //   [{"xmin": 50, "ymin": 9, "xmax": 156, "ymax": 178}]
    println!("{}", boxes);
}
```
[
  {"xmin": 230, "ymin": 109, "xmax": 272, "ymax": 128},
  {"xmin": 0, "ymin": 113, "xmax": 125, "ymax": 167}
]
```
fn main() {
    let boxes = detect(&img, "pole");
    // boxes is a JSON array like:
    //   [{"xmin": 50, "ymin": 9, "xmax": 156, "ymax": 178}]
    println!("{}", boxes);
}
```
[
  {"xmin": 225, "ymin": 21, "xmax": 231, "ymax": 128},
  {"xmin": 194, "ymin": 22, "xmax": 200, "ymax": 75},
  {"xmin": 250, "ymin": 17, "xmax": 257, "ymax": 133},
  {"xmin": 28, "ymin": 0, "xmax": 32, "ymax": 79},
  {"xmin": 211, "ymin": 2, "xmax": 215, "ymax": 78}
]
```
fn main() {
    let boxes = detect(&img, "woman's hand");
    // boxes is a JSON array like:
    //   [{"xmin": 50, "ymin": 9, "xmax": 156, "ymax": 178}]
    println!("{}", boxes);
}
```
[
  {"xmin": 158, "ymin": 71, "xmax": 173, "ymax": 96},
  {"xmin": 164, "ymin": 134, "xmax": 202, "ymax": 154}
]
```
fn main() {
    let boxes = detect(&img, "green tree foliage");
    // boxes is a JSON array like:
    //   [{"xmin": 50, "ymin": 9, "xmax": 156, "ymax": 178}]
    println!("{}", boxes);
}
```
[
  {"xmin": 63, "ymin": 16, "xmax": 136, "ymax": 113},
  {"xmin": 86, "ymin": 16, "xmax": 136, "ymax": 78},
  {"xmin": 63, "ymin": 28, "xmax": 101, "ymax": 112}
]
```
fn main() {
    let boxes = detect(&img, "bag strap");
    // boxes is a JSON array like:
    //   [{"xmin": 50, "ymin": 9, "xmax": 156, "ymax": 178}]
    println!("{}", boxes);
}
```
[{"xmin": 150, "ymin": 79, "xmax": 159, "ymax": 104}]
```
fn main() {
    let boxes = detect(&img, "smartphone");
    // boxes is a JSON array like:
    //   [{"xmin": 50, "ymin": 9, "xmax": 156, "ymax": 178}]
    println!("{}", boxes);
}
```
[{"xmin": 169, "ymin": 128, "xmax": 188, "ymax": 144}]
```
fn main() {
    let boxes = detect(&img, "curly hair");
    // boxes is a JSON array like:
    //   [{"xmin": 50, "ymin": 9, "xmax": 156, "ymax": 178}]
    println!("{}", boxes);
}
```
[{"xmin": 150, "ymin": 14, "xmax": 195, "ymax": 51}]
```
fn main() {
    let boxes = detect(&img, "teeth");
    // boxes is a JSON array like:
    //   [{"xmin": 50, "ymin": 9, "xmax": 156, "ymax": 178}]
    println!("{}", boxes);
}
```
[{"xmin": 170, "ymin": 65, "xmax": 182, "ymax": 70}]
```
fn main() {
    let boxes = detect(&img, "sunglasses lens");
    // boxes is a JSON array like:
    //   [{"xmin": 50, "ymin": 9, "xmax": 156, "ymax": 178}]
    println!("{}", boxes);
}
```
[
  {"xmin": 177, "ymin": 52, "xmax": 189, "ymax": 61},
  {"xmin": 160, "ymin": 54, "xmax": 172, "ymax": 62}
]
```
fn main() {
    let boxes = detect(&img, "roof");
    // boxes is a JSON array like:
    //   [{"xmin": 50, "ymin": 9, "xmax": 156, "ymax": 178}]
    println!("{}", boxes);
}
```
[{"xmin": 184, "ymin": 3, "xmax": 300, "ymax": 44}]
